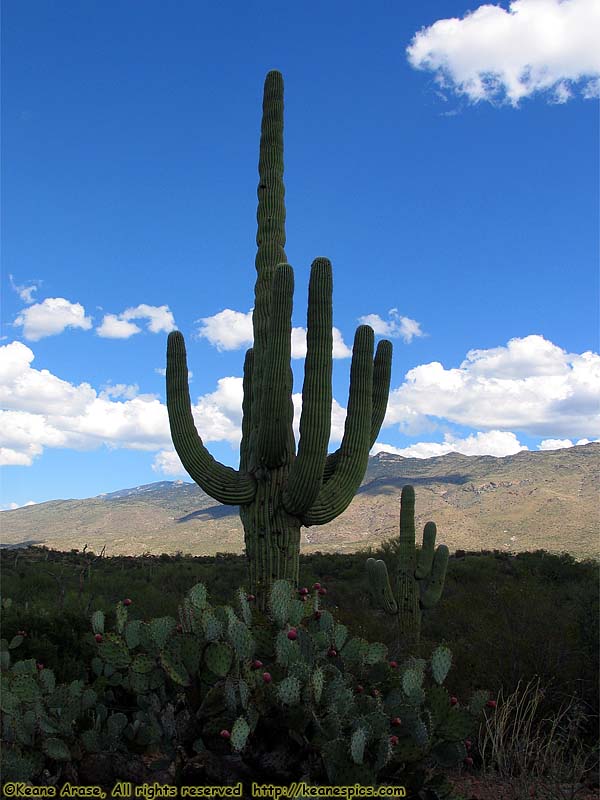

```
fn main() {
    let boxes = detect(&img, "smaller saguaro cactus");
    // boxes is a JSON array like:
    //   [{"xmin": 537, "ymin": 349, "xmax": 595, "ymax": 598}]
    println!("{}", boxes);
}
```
[{"xmin": 366, "ymin": 485, "xmax": 449, "ymax": 650}]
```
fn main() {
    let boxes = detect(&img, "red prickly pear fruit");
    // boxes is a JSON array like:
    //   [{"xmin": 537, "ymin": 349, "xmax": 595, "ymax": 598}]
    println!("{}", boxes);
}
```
[
  {"xmin": 465, "ymin": 739, "xmax": 472, "ymax": 750},
  {"xmin": 176, "ymin": 624, "xmax": 183, "ymax": 633},
  {"xmin": 487, "ymin": 699, "xmax": 497, "ymax": 709},
  {"xmin": 220, "ymin": 730, "xmax": 231, "ymax": 739},
  {"xmin": 123, "ymin": 598, "xmax": 132, "ymax": 606},
  {"xmin": 464, "ymin": 756, "xmax": 474, "ymax": 767},
  {"xmin": 36, "ymin": 663, "xmax": 44, "ymax": 671},
  {"xmin": 389, "ymin": 660, "xmax": 398, "ymax": 669},
  {"xmin": 327, "ymin": 647, "xmax": 337, "ymax": 657},
  {"xmin": 299, "ymin": 587, "xmax": 309, "ymax": 595},
  {"xmin": 287, "ymin": 628, "xmax": 298, "ymax": 640},
  {"xmin": 251, "ymin": 659, "xmax": 263, "ymax": 669},
  {"xmin": 390, "ymin": 735, "xmax": 399, "ymax": 746},
  {"xmin": 17, "ymin": 630, "xmax": 27, "ymax": 637},
  {"xmin": 94, "ymin": 633, "xmax": 103, "ymax": 643},
  {"xmin": 356, "ymin": 685, "xmax": 364, "ymax": 693},
  {"xmin": 313, "ymin": 582, "xmax": 321, "ymax": 590},
  {"xmin": 262, "ymin": 672, "xmax": 272, "ymax": 683},
  {"xmin": 314, "ymin": 611, "xmax": 322, "ymax": 620},
  {"xmin": 318, "ymin": 587, "xmax": 327, "ymax": 596},
  {"xmin": 450, "ymin": 696, "xmax": 458, "ymax": 706},
  {"xmin": 247, "ymin": 594, "xmax": 256, "ymax": 602},
  {"xmin": 391, "ymin": 717, "xmax": 401, "ymax": 727}
]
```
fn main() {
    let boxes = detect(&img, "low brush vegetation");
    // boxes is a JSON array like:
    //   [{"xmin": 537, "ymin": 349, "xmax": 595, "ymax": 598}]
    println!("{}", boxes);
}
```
[{"xmin": 1, "ymin": 545, "xmax": 598, "ymax": 798}]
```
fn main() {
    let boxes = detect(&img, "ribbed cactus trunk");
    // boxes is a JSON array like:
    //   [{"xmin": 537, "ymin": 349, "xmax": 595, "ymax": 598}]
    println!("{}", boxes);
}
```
[
  {"xmin": 396, "ymin": 497, "xmax": 423, "ymax": 648},
  {"xmin": 239, "ymin": 72, "xmax": 299, "ymax": 602},
  {"xmin": 166, "ymin": 71, "xmax": 393, "ymax": 610},
  {"xmin": 240, "ymin": 467, "xmax": 301, "ymax": 603}
]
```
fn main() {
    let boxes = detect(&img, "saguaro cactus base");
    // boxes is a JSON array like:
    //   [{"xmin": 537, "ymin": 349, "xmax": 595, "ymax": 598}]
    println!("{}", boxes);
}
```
[
  {"xmin": 166, "ymin": 72, "xmax": 392, "ymax": 608},
  {"xmin": 366, "ymin": 485, "xmax": 449, "ymax": 651}
]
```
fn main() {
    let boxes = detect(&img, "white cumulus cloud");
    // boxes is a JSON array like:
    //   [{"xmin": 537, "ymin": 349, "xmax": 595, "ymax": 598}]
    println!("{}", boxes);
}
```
[
  {"xmin": 538, "ymin": 437, "xmax": 599, "ymax": 450},
  {"xmin": 121, "ymin": 304, "xmax": 176, "ymax": 334},
  {"xmin": 97, "ymin": 305, "xmax": 176, "ymax": 338},
  {"xmin": 0, "ymin": 341, "xmax": 171, "ymax": 464},
  {"xmin": 358, "ymin": 309, "xmax": 425, "ymax": 343},
  {"xmin": 192, "ymin": 377, "xmax": 245, "ymax": 445},
  {"xmin": 0, "ymin": 341, "xmax": 96, "ymax": 415},
  {"xmin": 383, "ymin": 335, "xmax": 600, "ymax": 439},
  {"xmin": 0, "ymin": 410, "xmax": 67, "ymax": 465},
  {"xmin": 332, "ymin": 328, "xmax": 353, "ymax": 358},
  {"xmin": 195, "ymin": 308, "xmax": 352, "ymax": 358},
  {"xmin": 372, "ymin": 430, "xmax": 528, "ymax": 459},
  {"xmin": 14, "ymin": 298, "xmax": 93, "ymax": 341},
  {"xmin": 152, "ymin": 449, "xmax": 186, "ymax": 476},
  {"xmin": 196, "ymin": 309, "xmax": 254, "ymax": 350},
  {"xmin": 0, "ymin": 341, "xmax": 258, "ymax": 466},
  {"xmin": 97, "ymin": 315, "xmax": 142, "ymax": 339},
  {"xmin": 462, "ymin": 335, "xmax": 572, "ymax": 378},
  {"xmin": 407, "ymin": 0, "xmax": 600, "ymax": 106},
  {"xmin": 289, "ymin": 327, "xmax": 353, "ymax": 358}
]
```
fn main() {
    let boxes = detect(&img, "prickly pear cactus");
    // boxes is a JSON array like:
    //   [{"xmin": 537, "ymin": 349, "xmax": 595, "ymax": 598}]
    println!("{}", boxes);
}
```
[
  {"xmin": 0, "ymin": 638, "xmax": 98, "ymax": 783},
  {"xmin": 1, "ymin": 569, "xmax": 488, "ymax": 794}
]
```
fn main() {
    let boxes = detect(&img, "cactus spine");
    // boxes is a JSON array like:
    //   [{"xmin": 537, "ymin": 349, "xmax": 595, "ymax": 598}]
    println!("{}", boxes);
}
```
[
  {"xmin": 166, "ymin": 72, "xmax": 392, "ymax": 609},
  {"xmin": 366, "ymin": 485, "xmax": 449, "ymax": 649}
]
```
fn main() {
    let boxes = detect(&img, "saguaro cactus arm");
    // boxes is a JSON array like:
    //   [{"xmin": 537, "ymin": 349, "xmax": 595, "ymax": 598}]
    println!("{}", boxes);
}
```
[
  {"xmin": 418, "ymin": 522, "xmax": 449, "ymax": 608},
  {"xmin": 239, "ymin": 347, "xmax": 254, "ymax": 473},
  {"xmin": 282, "ymin": 257, "xmax": 333, "ymax": 515},
  {"xmin": 322, "ymin": 339, "xmax": 392, "ymax": 483},
  {"xmin": 366, "ymin": 557, "xmax": 398, "ymax": 614},
  {"xmin": 299, "ymin": 325, "xmax": 374, "ymax": 526},
  {"xmin": 166, "ymin": 332, "xmax": 256, "ymax": 505}
]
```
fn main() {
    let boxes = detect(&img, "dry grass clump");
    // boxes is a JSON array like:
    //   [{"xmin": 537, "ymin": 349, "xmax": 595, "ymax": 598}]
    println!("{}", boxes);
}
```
[{"xmin": 478, "ymin": 677, "xmax": 598, "ymax": 799}]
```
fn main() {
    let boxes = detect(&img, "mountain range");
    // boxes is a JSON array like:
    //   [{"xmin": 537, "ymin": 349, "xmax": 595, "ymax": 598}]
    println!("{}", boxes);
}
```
[{"xmin": 2, "ymin": 443, "xmax": 598, "ymax": 559}]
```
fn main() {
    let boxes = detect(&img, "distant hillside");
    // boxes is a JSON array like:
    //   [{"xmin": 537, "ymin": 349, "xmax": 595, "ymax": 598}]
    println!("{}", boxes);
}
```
[{"xmin": 2, "ymin": 443, "xmax": 598, "ymax": 559}]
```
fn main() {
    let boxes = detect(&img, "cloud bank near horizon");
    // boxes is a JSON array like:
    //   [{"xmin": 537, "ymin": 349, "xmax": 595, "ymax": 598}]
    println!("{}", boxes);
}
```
[{"xmin": 1, "ymin": 332, "xmax": 598, "ymax": 476}]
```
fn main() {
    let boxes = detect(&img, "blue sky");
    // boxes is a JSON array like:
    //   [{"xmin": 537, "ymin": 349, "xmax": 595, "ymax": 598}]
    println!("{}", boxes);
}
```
[{"xmin": 2, "ymin": 0, "xmax": 599, "ymax": 509}]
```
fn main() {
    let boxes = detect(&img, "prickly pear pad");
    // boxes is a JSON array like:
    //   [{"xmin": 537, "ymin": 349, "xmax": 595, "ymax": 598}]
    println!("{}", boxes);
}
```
[
  {"xmin": 269, "ymin": 579, "xmax": 293, "ymax": 627},
  {"xmin": 97, "ymin": 632, "xmax": 131, "ymax": 669},
  {"xmin": 187, "ymin": 582, "xmax": 208, "ymax": 611},
  {"xmin": 350, "ymin": 726, "xmax": 367, "ymax": 764},
  {"xmin": 231, "ymin": 716, "xmax": 250, "ymax": 751},
  {"xmin": 431, "ymin": 645, "xmax": 452, "ymax": 685},
  {"xmin": 204, "ymin": 641, "xmax": 234, "ymax": 677},
  {"xmin": 228, "ymin": 618, "xmax": 255, "ymax": 659},
  {"xmin": 91, "ymin": 610, "xmax": 105, "ymax": 635}
]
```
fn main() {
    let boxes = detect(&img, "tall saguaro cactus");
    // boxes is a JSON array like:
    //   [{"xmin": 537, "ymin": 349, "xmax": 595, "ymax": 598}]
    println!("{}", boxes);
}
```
[
  {"xmin": 167, "ymin": 71, "xmax": 392, "ymax": 607},
  {"xmin": 366, "ymin": 485, "xmax": 449, "ymax": 649}
]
